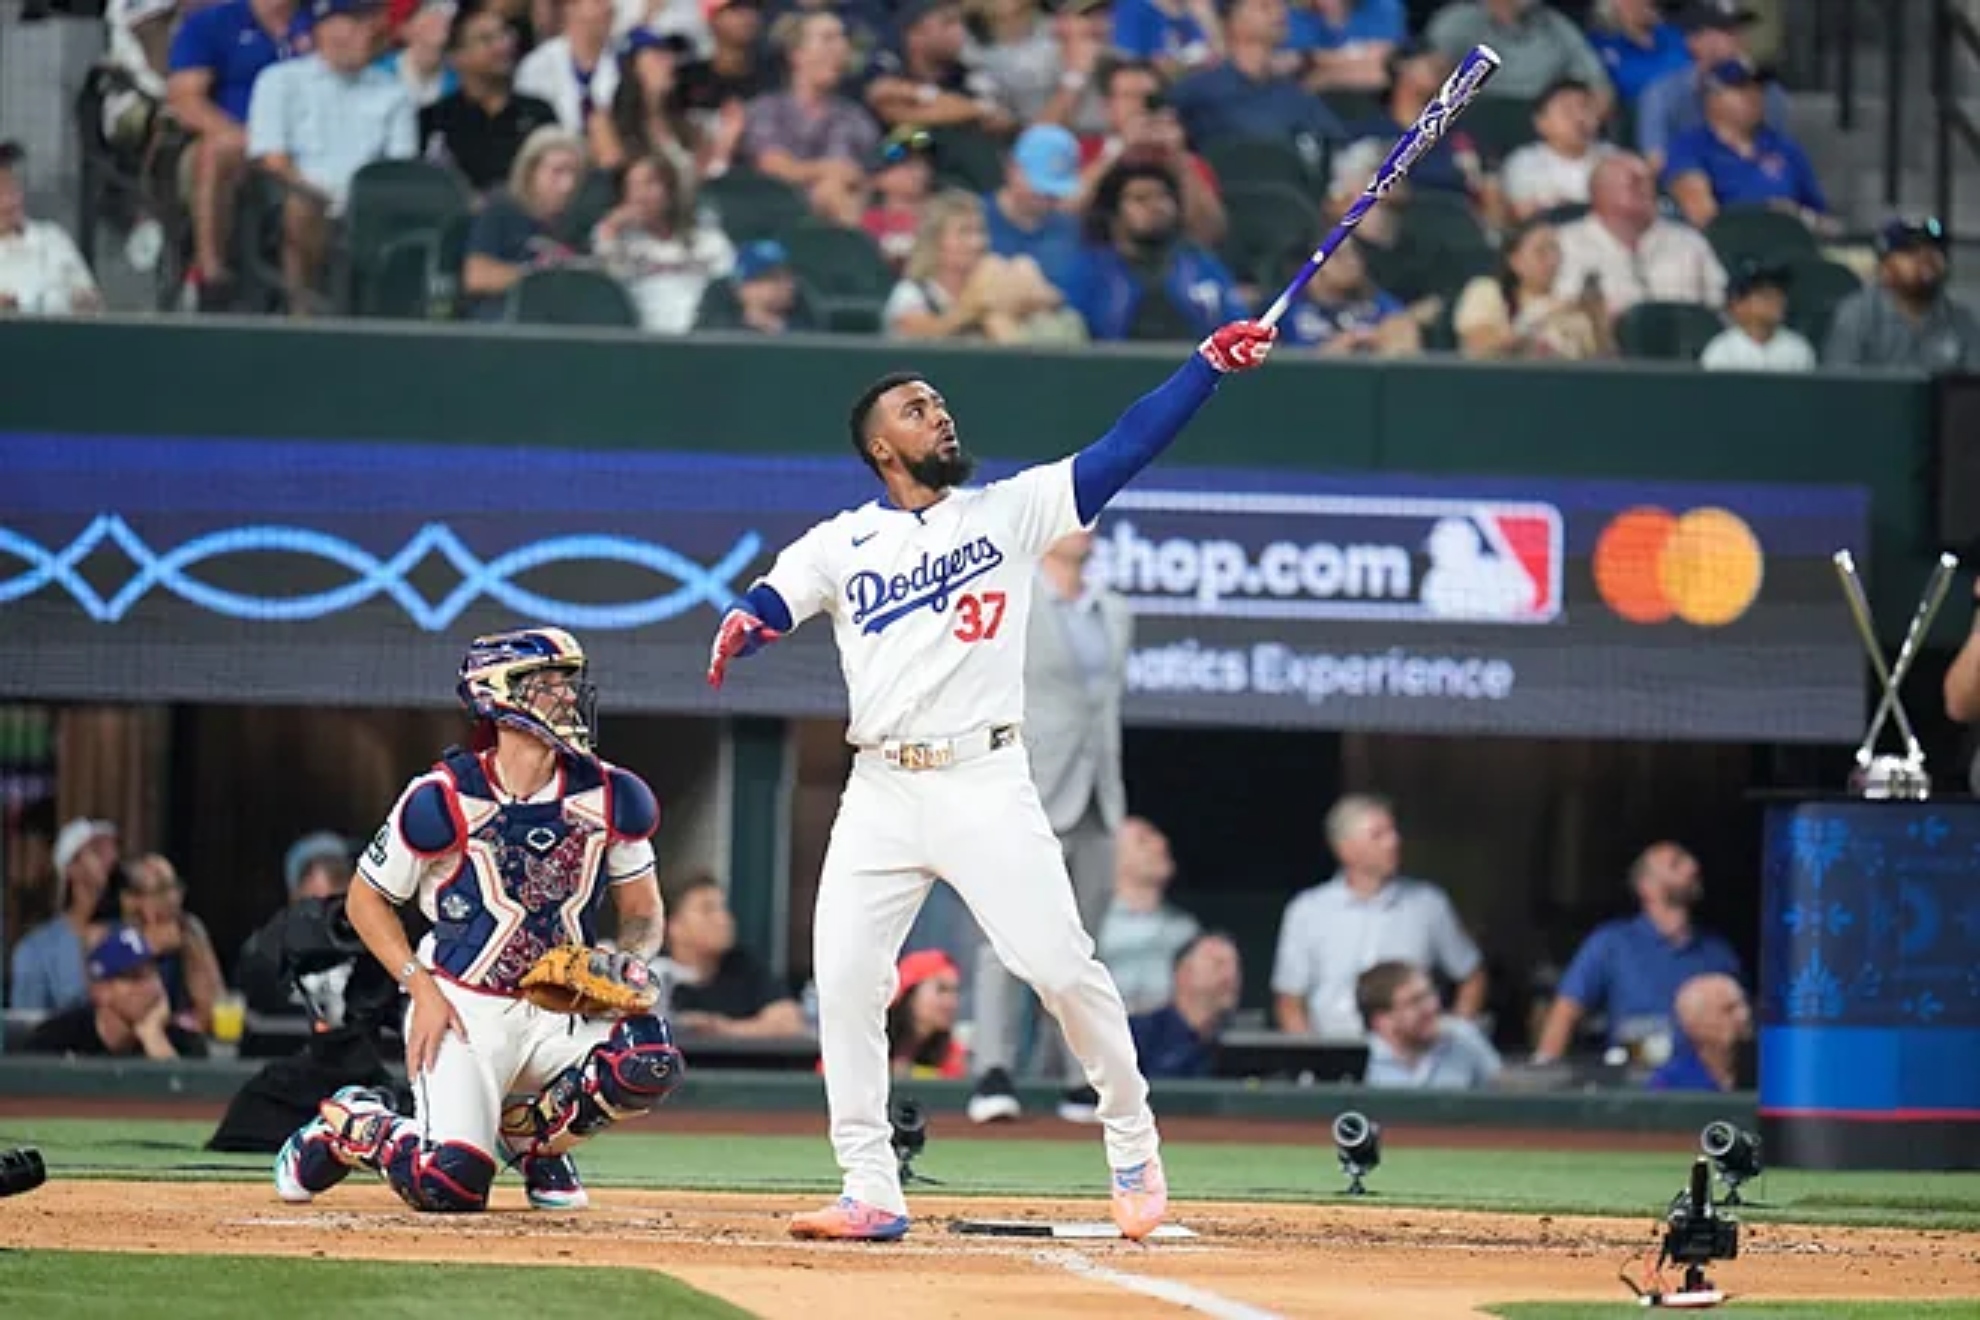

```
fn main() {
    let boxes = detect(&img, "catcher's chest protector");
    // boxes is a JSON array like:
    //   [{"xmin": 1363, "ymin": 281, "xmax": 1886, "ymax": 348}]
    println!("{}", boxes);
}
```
[{"xmin": 428, "ymin": 750, "xmax": 621, "ymax": 994}]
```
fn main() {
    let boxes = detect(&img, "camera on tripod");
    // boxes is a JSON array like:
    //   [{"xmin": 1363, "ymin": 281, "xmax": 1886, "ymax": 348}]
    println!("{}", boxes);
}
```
[{"xmin": 1625, "ymin": 1156, "xmax": 1738, "ymax": 1307}]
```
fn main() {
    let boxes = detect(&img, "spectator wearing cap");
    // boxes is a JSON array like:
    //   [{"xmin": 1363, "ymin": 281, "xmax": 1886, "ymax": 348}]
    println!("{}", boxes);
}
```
[
  {"xmin": 1077, "ymin": 61, "xmax": 1226, "ymax": 249},
  {"xmin": 740, "ymin": 13, "xmax": 879, "ymax": 226},
  {"xmin": 676, "ymin": 0, "xmax": 770, "ymax": 119},
  {"xmin": 1110, "ymin": 0, "xmax": 1221, "ymax": 75},
  {"xmin": 1328, "ymin": 41, "xmax": 1485, "ymax": 227},
  {"xmin": 1169, "ymin": 0, "xmax": 1345, "ymax": 147},
  {"xmin": 0, "ymin": 144, "xmax": 103, "ymax": 316},
  {"xmin": 863, "ymin": 126, "xmax": 937, "ymax": 270},
  {"xmin": 462, "ymin": 125, "xmax": 586, "ymax": 319},
  {"xmin": 1553, "ymin": 151, "xmax": 1724, "ymax": 317},
  {"xmin": 884, "ymin": 189, "xmax": 1073, "ymax": 341},
  {"xmin": 1425, "ymin": 0, "xmax": 1612, "ymax": 108},
  {"xmin": 592, "ymin": 29, "xmax": 702, "ymax": 182},
  {"xmin": 165, "ymin": 0, "xmax": 311, "ymax": 304},
  {"xmin": 378, "ymin": 0, "xmax": 459, "ymax": 107},
  {"xmin": 1358, "ymin": 960, "xmax": 1501, "ymax": 1090},
  {"xmin": 116, "ymin": 853, "xmax": 227, "ymax": 1034},
  {"xmin": 420, "ymin": 4, "xmax": 561, "ymax": 193},
  {"xmin": 985, "ymin": 124, "xmax": 1085, "ymax": 292},
  {"xmin": 23, "ymin": 926, "xmax": 207, "ymax": 1060},
  {"xmin": 1587, "ymin": 0, "xmax": 1689, "ymax": 107},
  {"xmin": 697, "ymin": 237, "xmax": 819, "ymax": 331},
  {"xmin": 888, "ymin": 949, "xmax": 966, "ymax": 1079},
  {"xmin": 593, "ymin": 150, "xmax": 736, "ymax": 331},
  {"xmin": 1127, "ymin": 931, "xmax": 1241, "ymax": 1079},
  {"xmin": 968, "ymin": 0, "xmax": 1110, "ymax": 133},
  {"xmin": 1065, "ymin": 159, "xmax": 1244, "ymax": 342},
  {"xmin": 1283, "ymin": 234, "xmax": 1419, "ymax": 356},
  {"xmin": 1662, "ymin": 59, "xmax": 1827, "ymax": 232},
  {"xmin": 864, "ymin": 0, "xmax": 1013, "ymax": 135},
  {"xmin": 8, "ymin": 818, "xmax": 118, "ymax": 1014},
  {"xmin": 285, "ymin": 829, "xmax": 355, "ymax": 901},
  {"xmin": 1636, "ymin": 0, "xmax": 1787, "ymax": 170},
  {"xmin": 247, "ymin": 0, "xmax": 417, "ymax": 309},
  {"xmin": 1699, "ymin": 256, "xmax": 1813, "ymax": 372},
  {"xmin": 517, "ymin": 0, "xmax": 622, "ymax": 131},
  {"xmin": 1825, "ymin": 218, "xmax": 1980, "ymax": 372},
  {"xmin": 1292, "ymin": 0, "xmax": 1407, "ymax": 94},
  {"xmin": 1501, "ymin": 76, "xmax": 1610, "ymax": 222}
]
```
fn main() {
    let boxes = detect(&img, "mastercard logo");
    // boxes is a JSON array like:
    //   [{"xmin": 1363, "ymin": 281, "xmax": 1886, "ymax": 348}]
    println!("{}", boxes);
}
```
[{"xmin": 1593, "ymin": 507, "xmax": 1764, "ymax": 626}]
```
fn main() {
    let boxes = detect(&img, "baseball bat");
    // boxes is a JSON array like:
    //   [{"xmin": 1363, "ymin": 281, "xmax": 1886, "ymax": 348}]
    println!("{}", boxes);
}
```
[{"xmin": 1258, "ymin": 44, "xmax": 1503, "ymax": 330}]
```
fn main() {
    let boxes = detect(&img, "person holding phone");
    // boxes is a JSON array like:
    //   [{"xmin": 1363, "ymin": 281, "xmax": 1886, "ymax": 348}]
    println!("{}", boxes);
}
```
[
  {"xmin": 1075, "ymin": 60, "xmax": 1224, "ymax": 248},
  {"xmin": 1454, "ymin": 217, "xmax": 1612, "ymax": 360}
]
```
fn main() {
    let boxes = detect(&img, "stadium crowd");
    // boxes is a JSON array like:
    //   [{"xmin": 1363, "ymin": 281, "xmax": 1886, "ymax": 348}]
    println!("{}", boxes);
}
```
[{"xmin": 4, "ymin": 0, "xmax": 1980, "ymax": 368}]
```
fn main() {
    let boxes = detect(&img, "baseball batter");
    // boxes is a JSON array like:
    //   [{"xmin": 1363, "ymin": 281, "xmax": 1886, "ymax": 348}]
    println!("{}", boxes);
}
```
[
  {"xmin": 272, "ymin": 627, "xmax": 685, "ymax": 1212},
  {"xmin": 707, "ymin": 319, "xmax": 1278, "ymax": 1240}
]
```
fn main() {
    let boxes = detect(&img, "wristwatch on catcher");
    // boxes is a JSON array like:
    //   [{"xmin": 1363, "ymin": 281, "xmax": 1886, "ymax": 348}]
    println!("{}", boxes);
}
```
[{"xmin": 397, "ymin": 958, "xmax": 422, "ymax": 986}]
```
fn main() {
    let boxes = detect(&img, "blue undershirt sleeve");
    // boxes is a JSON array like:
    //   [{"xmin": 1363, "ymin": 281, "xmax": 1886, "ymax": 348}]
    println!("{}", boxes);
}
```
[
  {"xmin": 741, "ymin": 582, "xmax": 794, "ymax": 632},
  {"xmin": 1070, "ymin": 355, "xmax": 1222, "ymax": 524}
]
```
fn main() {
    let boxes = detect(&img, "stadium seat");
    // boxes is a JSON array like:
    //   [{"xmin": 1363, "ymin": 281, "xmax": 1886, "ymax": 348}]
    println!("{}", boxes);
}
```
[
  {"xmin": 427, "ymin": 211, "xmax": 475, "ymax": 320},
  {"xmin": 1370, "ymin": 194, "xmax": 1495, "ymax": 303},
  {"xmin": 363, "ymin": 232, "xmax": 438, "ymax": 319},
  {"xmin": 781, "ymin": 220, "xmax": 893, "ymax": 303},
  {"xmin": 928, "ymin": 127, "xmax": 1005, "ymax": 194},
  {"xmin": 559, "ymin": 168, "xmax": 619, "ymax": 248},
  {"xmin": 1220, "ymin": 182, "xmax": 1320, "ymax": 288},
  {"xmin": 1203, "ymin": 138, "xmax": 1315, "ymax": 199},
  {"xmin": 1784, "ymin": 257, "xmax": 1863, "ymax": 344},
  {"xmin": 1317, "ymin": 91, "xmax": 1385, "ymax": 128},
  {"xmin": 701, "ymin": 171, "xmax": 811, "ymax": 242},
  {"xmin": 1457, "ymin": 95, "xmax": 1538, "ymax": 166},
  {"xmin": 1705, "ymin": 204, "xmax": 1821, "ymax": 269},
  {"xmin": 504, "ymin": 266, "xmax": 641, "ymax": 328},
  {"xmin": 345, "ymin": 160, "xmax": 472, "ymax": 316},
  {"xmin": 1616, "ymin": 300, "xmax": 1726, "ymax": 361}
]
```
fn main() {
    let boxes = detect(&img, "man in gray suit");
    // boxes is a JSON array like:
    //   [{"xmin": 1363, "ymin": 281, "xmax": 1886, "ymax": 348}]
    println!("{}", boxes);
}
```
[{"xmin": 968, "ymin": 529, "xmax": 1133, "ymax": 1124}]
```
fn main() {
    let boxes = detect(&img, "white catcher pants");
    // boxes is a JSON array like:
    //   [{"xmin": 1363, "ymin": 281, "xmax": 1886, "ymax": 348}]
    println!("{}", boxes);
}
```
[{"xmin": 812, "ymin": 742, "xmax": 1158, "ymax": 1214}]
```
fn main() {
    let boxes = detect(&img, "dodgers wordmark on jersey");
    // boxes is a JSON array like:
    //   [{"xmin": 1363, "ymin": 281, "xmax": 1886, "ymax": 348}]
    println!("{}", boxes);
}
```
[
  {"xmin": 759, "ymin": 457, "xmax": 1086, "ymax": 746},
  {"xmin": 359, "ymin": 749, "xmax": 657, "ymax": 993}
]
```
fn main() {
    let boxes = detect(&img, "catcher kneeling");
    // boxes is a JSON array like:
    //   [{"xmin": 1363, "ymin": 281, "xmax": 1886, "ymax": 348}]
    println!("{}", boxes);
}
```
[{"xmin": 274, "ymin": 627, "xmax": 684, "ymax": 1213}]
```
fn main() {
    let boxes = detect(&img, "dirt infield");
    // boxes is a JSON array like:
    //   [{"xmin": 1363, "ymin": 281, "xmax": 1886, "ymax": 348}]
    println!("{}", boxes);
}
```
[{"xmin": 4, "ymin": 1179, "xmax": 1978, "ymax": 1319}]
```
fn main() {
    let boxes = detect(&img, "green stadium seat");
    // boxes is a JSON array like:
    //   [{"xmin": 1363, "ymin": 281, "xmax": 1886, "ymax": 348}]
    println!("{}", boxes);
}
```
[
  {"xmin": 1203, "ymin": 138, "xmax": 1314, "ymax": 197},
  {"xmin": 504, "ymin": 266, "xmax": 641, "ymax": 328},
  {"xmin": 1458, "ymin": 95, "xmax": 1538, "ymax": 166},
  {"xmin": 928, "ymin": 127, "xmax": 1005, "ymax": 193},
  {"xmin": 345, "ymin": 159, "xmax": 471, "ymax": 314},
  {"xmin": 558, "ymin": 168, "xmax": 619, "ymax": 249},
  {"xmin": 1704, "ymin": 204, "xmax": 1821, "ymax": 269},
  {"xmin": 1783, "ymin": 257, "xmax": 1863, "ymax": 344},
  {"xmin": 781, "ymin": 220, "xmax": 894, "ymax": 303},
  {"xmin": 362, "ymin": 232, "xmax": 438, "ymax": 319},
  {"xmin": 1616, "ymin": 300, "xmax": 1725, "ymax": 361},
  {"xmin": 427, "ymin": 210, "xmax": 475, "ymax": 320},
  {"xmin": 1317, "ymin": 91, "xmax": 1385, "ymax": 128},
  {"xmin": 701, "ymin": 170, "xmax": 811, "ymax": 242},
  {"xmin": 1219, "ymin": 182, "xmax": 1320, "ymax": 289}
]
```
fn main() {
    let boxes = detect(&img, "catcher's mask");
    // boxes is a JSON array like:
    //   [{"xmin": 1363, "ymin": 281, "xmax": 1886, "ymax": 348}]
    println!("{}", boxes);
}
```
[{"xmin": 457, "ymin": 627, "xmax": 599, "ymax": 758}]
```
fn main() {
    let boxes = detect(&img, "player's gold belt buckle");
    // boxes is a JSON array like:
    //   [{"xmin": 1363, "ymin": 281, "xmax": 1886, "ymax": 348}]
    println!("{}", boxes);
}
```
[{"xmin": 883, "ymin": 724, "xmax": 1018, "ymax": 771}]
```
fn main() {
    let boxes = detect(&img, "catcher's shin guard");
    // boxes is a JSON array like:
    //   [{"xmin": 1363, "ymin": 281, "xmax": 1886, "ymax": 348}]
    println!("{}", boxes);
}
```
[
  {"xmin": 501, "ymin": 1015, "xmax": 685, "ymax": 1159},
  {"xmin": 380, "ymin": 1136, "xmax": 497, "ymax": 1213}
]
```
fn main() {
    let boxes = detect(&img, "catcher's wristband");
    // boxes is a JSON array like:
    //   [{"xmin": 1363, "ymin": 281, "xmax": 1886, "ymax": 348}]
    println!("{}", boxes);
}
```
[{"xmin": 397, "ymin": 958, "xmax": 421, "ymax": 986}]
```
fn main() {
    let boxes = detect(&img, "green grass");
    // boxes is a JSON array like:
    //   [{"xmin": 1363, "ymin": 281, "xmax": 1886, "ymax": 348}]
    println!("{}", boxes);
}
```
[
  {"xmin": 0, "ymin": 1249, "xmax": 752, "ymax": 1320},
  {"xmin": 1494, "ymin": 1305, "xmax": 1980, "ymax": 1319},
  {"xmin": 9, "ymin": 1117, "xmax": 1980, "ymax": 1230}
]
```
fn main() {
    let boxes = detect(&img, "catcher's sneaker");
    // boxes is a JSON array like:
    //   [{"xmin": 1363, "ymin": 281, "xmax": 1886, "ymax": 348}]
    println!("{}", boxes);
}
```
[
  {"xmin": 317, "ymin": 1085, "xmax": 402, "ymax": 1172},
  {"xmin": 522, "ymin": 1154, "xmax": 589, "ymax": 1211},
  {"xmin": 788, "ymin": 1197, "xmax": 910, "ymax": 1242},
  {"xmin": 1110, "ymin": 1155, "xmax": 1168, "ymax": 1242},
  {"xmin": 966, "ymin": 1067, "xmax": 1021, "ymax": 1125},
  {"xmin": 273, "ymin": 1115, "xmax": 351, "ymax": 1204}
]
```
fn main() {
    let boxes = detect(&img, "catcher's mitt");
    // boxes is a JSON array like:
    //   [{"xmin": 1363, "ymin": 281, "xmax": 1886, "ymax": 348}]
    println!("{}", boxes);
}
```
[{"xmin": 519, "ymin": 945, "xmax": 659, "ymax": 1017}]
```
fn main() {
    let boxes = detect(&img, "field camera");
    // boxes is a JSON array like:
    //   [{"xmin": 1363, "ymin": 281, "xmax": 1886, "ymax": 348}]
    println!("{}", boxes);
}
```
[
  {"xmin": 1622, "ymin": 1155, "xmax": 1738, "ymax": 1307},
  {"xmin": 1333, "ymin": 1111, "xmax": 1380, "ymax": 1196},
  {"xmin": 890, "ymin": 1097, "xmax": 940, "ymax": 1187},
  {"xmin": 1700, "ymin": 1121, "xmax": 1762, "ymax": 1205}
]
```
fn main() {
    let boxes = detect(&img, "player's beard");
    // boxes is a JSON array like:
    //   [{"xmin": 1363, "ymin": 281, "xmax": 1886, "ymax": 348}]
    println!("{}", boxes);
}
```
[{"xmin": 904, "ymin": 444, "xmax": 976, "ymax": 491}]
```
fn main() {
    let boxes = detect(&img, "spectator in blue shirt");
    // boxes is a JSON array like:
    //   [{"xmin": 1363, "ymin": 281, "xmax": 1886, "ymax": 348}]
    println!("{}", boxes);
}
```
[
  {"xmin": 1358, "ymin": 959, "xmax": 1502, "ymax": 1090},
  {"xmin": 984, "ymin": 123, "xmax": 1085, "ymax": 294},
  {"xmin": 1127, "ymin": 931, "xmax": 1243, "ymax": 1079},
  {"xmin": 165, "ymin": 0, "xmax": 312, "ymax": 304},
  {"xmin": 9, "ymin": 819, "xmax": 120, "ymax": 1015},
  {"xmin": 1282, "ymin": 235, "xmax": 1420, "ymax": 355},
  {"xmin": 1111, "ymin": 0, "xmax": 1222, "ymax": 76},
  {"xmin": 1635, "ymin": 0, "xmax": 1788, "ymax": 169},
  {"xmin": 1586, "ymin": 0, "xmax": 1689, "ymax": 106},
  {"xmin": 1663, "ymin": 60, "xmax": 1828, "ymax": 231},
  {"xmin": 1647, "ymin": 972, "xmax": 1750, "ymax": 1092},
  {"xmin": 1292, "ymin": 0, "xmax": 1407, "ymax": 93},
  {"xmin": 1533, "ymin": 841, "xmax": 1743, "ymax": 1062},
  {"xmin": 1065, "ymin": 159, "xmax": 1246, "ymax": 340},
  {"xmin": 1169, "ymin": 0, "xmax": 1345, "ymax": 147}
]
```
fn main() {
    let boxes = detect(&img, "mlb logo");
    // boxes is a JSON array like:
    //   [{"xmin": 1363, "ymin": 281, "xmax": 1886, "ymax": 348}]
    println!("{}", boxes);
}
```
[{"xmin": 1418, "ymin": 508, "xmax": 1562, "ymax": 623}]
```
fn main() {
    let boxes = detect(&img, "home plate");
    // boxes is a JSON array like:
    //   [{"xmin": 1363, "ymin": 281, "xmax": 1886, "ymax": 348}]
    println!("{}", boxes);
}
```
[{"xmin": 949, "ymin": 1219, "xmax": 1199, "ymax": 1240}]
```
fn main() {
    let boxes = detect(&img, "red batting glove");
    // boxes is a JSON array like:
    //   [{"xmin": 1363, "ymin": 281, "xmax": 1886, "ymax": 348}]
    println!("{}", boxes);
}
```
[
  {"xmin": 706, "ymin": 608, "xmax": 781, "ymax": 689},
  {"xmin": 1197, "ymin": 320, "xmax": 1278, "ymax": 373}
]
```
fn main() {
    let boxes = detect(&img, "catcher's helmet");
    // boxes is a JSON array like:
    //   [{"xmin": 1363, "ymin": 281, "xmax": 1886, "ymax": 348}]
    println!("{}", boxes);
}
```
[{"xmin": 457, "ymin": 627, "xmax": 599, "ymax": 758}]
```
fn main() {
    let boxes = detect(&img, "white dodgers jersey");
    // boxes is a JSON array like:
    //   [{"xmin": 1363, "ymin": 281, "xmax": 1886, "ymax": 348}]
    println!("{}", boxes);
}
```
[{"xmin": 761, "ymin": 457, "xmax": 1085, "ymax": 745}]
